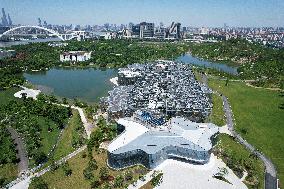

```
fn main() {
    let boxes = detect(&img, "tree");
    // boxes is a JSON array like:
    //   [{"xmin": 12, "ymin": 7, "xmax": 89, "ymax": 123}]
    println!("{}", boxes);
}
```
[
  {"xmin": 90, "ymin": 176, "xmax": 100, "ymax": 188},
  {"xmin": 34, "ymin": 151, "xmax": 47, "ymax": 165},
  {"xmin": 62, "ymin": 162, "xmax": 72, "ymax": 176},
  {"xmin": 83, "ymin": 167, "xmax": 94, "ymax": 180},
  {"xmin": 88, "ymin": 159, "xmax": 98, "ymax": 171},
  {"xmin": 114, "ymin": 175, "xmax": 124, "ymax": 188},
  {"xmin": 62, "ymin": 97, "xmax": 68, "ymax": 104},
  {"xmin": 225, "ymin": 77, "xmax": 229, "ymax": 86},
  {"xmin": 99, "ymin": 167, "xmax": 109, "ymax": 181},
  {"xmin": 29, "ymin": 177, "xmax": 48, "ymax": 189},
  {"xmin": 50, "ymin": 158, "xmax": 58, "ymax": 172},
  {"xmin": 151, "ymin": 171, "xmax": 163, "ymax": 187}
]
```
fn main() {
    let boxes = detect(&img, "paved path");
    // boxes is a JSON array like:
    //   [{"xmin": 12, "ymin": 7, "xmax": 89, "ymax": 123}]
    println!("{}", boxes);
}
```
[
  {"xmin": 202, "ymin": 73, "xmax": 278, "ymax": 189},
  {"xmin": 221, "ymin": 93, "xmax": 277, "ymax": 189},
  {"xmin": 7, "ymin": 145, "xmax": 87, "ymax": 189},
  {"xmin": 55, "ymin": 103, "xmax": 93, "ymax": 139},
  {"xmin": 7, "ymin": 127, "xmax": 29, "ymax": 175}
]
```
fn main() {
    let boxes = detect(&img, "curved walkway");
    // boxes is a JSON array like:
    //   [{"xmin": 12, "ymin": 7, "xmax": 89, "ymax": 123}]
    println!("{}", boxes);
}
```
[
  {"xmin": 57, "ymin": 104, "xmax": 93, "ymax": 139},
  {"xmin": 7, "ymin": 127, "xmax": 29, "ymax": 175},
  {"xmin": 202, "ymin": 73, "xmax": 277, "ymax": 189},
  {"xmin": 221, "ymin": 95, "xmax": 277, "ymax": 189}
]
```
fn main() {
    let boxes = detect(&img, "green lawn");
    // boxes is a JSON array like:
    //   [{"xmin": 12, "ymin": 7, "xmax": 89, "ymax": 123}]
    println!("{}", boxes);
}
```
[
  {"xmin": 0, "ymin": 87, "xmax": 21, "ymax": 106},
  {"xmin": 208, "ymin": 94, "xmax": 226, "ymax": 126},
  {"xmin": 209, "ymin": 79, "xmax": 284, "ymax": 185},
  {"xmin": 0, "ymin": 163, "xmax": 18, "ymax": 187},
  {"xmin": 36, "ymin": 150, "xmax": 148, "ymax": 189},
  {"xmin": 53, "ymin": 109, "xmax": 84, "ymax": 160},
  {"xmin": 37, "ymin": 117, "xmax": 60, "ymax": 155},
  {"xmin": 215, "ymin": 134, "xmax": 265, "ymax": 189}
]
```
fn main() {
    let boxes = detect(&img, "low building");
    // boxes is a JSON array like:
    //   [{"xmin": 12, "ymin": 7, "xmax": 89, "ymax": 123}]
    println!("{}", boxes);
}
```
[
  {"xmin": 0, "ymin": 49, "xmax": 16, "ymax": 59},
  {"xmin": 107, "ymin": 116, "xmax": 219, "ymax": 169},
  {"xmin": 60, "ymin": 51, "xmax": 92, "ymax": 62}
]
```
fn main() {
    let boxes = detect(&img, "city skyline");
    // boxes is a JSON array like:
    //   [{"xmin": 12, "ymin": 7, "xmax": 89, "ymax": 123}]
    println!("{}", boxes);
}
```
[{"xmin": 1, "ymin": 0, "xmax": 284, "ymax": 27}]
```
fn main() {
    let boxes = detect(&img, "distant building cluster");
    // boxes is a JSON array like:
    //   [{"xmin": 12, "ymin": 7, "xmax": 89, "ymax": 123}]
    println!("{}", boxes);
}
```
[
  {"xmin": 0, "ymin": 49, "xmax": 16, "ymax": 59},
  {"xmin": 0, "ymin": 8, "xmax": 12, "ymax": 27},
  {"xmin": 101, "ymin": 61, "xmax": 212, "ymax": 122},
  {"xmin": 184, "ymin": 26, "xmax": 284, "ymax": 48}
]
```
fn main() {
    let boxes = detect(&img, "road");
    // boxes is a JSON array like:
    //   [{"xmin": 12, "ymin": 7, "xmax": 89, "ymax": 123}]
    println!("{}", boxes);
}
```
[
  {"xmin": 201, "ymin": 73, "xmax": 277, "ymax": 189},
  {"xmin": 7, "ymin": 127, "xmax": 29, "ymax": 175}
]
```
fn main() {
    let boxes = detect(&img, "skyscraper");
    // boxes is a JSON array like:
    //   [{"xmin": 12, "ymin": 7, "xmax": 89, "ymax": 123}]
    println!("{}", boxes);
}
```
[
  {"xmin": 38, "ymin": 18, "xmax": 42, "ymax": 27},
  {"xmin": 1, "ymin": 8, "xmax": 8, "ymax": 26},
  {"xmin": 139, "ymin": 22, "xmax": 154, "ymax": 38},
  {"xmin": 7, "ymin": 14, "xmax": 12, "ymax": 25}
]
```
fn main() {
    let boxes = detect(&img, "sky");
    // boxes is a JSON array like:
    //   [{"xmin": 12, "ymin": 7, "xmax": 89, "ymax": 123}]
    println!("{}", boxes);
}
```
[{"xmin": 1, "ymin": 0, "xmax": 284, "ymax": 27}]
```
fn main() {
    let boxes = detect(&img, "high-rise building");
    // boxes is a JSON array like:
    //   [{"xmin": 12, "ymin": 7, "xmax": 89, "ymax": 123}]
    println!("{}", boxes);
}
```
[
  {"xmin": 165, "ymin": 22, "xmax": 181, "ymax": 39},
  {"xmin": 131, "ymin": 24, "xmax": 140, "ymax": 37},
  {"xmin": 154, "ymin": 26, "xmax": 166, "ymax": 39},
  {"xmin": 38, "ymin": 18, "xmax": 42, "ymax": 26},
  {"xmin": 139, "ymin": 22, "xmax": 154, "ymax": 38},
  {"xmin": 1, "ymin": 8, "xmax": 8, "ymax": 26},
  {"xmin": 7, "ymin": 14, "xmax": 12, "ymax": 26}
]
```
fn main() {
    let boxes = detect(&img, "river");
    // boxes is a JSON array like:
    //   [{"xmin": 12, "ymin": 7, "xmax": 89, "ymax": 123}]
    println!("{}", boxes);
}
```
[{"xmin": 0, "ymin": 38, "xmax": 61, "ymax": 48}]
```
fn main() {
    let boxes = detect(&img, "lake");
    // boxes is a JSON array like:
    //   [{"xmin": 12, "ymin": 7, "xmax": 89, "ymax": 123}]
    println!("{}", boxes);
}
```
[
  {"xmin": 24, "ymin": 54, "xmax": 238, "ymax": 103},
  {"xmin": 177, "ymin": 54, "xmax": 238, "ymax": 75},
  {"xmin": 24, "ymin": 68, "xmax": 118, "ymax": 103}
]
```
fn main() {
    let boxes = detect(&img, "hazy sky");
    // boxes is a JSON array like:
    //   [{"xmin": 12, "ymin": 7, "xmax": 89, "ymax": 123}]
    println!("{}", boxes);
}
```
[{"xmin": 1, "ymin": 0, "xmax": 284, "ymax": 27}]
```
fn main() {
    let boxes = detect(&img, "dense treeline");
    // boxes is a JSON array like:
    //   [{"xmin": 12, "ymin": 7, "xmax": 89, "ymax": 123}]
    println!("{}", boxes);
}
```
[
  {"xmin": 0, "ymin": 39, "xmax": 188, "ymax": 88},
  {"xmin": 0, "ymin": 67, "xmax": 25, "ymax": 90},
  {"xmin": 0, "ymin": 127, "xmax": 18, "ymax": 164},
  {"xmin": 0, "ymin": 95, "xmax": 72, "ymax": 164},
  {"xmin": 189, "ymin": 39, "xmax": 284, "ymax": 88}
]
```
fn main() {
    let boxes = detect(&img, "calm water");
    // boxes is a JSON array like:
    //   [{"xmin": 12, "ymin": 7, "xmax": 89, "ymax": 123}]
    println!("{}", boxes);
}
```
[
  {"xmin": 0, "ymin": 38, "xmax": 61, "ymax": 47},
  {"xmin": 24, "ymin": 54, "xmax": 238, "ymax": 103},
  {"xmin": 177, "ymin": 54, "xmax": 238, "ymax": 75},
  {"xmin": 24, "ymin": 68, "xmax": 118, "ymax": 103}
]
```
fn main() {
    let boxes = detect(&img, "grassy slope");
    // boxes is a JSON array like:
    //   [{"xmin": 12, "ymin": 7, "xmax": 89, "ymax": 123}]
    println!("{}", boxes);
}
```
[
  {"xmin": 0, "ymin": 163, "xmax": 18, "ymax": 186},
  {"xmin": 208, "ymin": 94, "xmax": 226, "ymax": 126},
  {"xmin": 39, "ymin": 150, "xmax": 148, "ymax": 189},
  {"xmin": 208, "ymin": 79, "xmax": 284, "ymax": 183},
  {"xmin": 216, "ymin": 134, "xmax": 265, "ymax": 189},
  {"xmin": 53, "ymin": 109, "xmax": 82, "ymax": 160},
  {"xmin": 37, "ymin": 117, "xmax": 60, "ymax": 155},
  {"xmin": 0, "ymin": 87, "xmax": 21, "ymax": 106}
]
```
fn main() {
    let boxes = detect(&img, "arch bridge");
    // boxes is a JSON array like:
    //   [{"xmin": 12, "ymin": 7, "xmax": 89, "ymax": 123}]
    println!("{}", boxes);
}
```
[{"xmin": 0, "ymin": 25, "xmax": 86, "ymax": 41}]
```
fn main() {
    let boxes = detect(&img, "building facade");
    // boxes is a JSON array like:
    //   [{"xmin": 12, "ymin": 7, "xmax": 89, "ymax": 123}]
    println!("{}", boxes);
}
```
[
  {"xmin": 60, "ymin": 51, "xmax": 92, "ymax": 62},
  {"xmin": 108, "ymin": 117, "xmax": 219, "ymax": 169}
]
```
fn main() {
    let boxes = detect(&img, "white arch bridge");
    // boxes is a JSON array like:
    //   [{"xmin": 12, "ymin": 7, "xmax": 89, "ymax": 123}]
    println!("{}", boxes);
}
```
[{"xmin": 0, "ymin": 25, "xmax": 86, "ymax": 41}]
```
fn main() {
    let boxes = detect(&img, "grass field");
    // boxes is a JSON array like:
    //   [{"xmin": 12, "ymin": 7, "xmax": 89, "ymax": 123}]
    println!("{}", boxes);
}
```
[
  {"xmin": 0, "ymin": 163, "xmax": 18, "ymax": 187},
  {"xmin": 0, "ymin": 87, "xmax": 21, "ymax": 106},
  {"xmin": 53, "ymin": 109, "xmax": 84, "ymax": 160},
  {"xmin": 38, "ymin": 150, "xmax": 148, "ymax": 189},
  {"xmin": 208, "ymin": 94, "xmax": 226, "ymax": 126},
  {"xmin": 208, "ymin": 79, "xmax": 284, "ymax": 185},
  {"xmin": 215, "ymin": 134, "xmax": 265, "ymax": 189}
]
